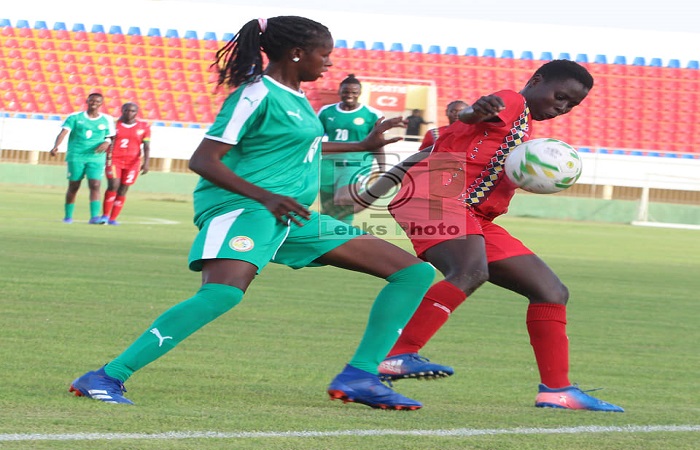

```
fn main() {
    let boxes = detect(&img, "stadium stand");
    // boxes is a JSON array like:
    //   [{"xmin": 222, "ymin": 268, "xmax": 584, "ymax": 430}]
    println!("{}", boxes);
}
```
[{"xmin": 0, "ymin": 18, "xmax": 698, "ymax": 156}]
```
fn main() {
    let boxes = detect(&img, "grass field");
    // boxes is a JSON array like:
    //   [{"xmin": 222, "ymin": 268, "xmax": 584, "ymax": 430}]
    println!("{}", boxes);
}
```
[{"xmin": 1, "ymin": 184, "xmax": 698, "ymax": 450}]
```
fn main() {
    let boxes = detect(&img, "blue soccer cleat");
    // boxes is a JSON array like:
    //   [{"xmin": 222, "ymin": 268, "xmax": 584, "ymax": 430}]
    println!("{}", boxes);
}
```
[
  {"xmin": 378, "ymin": 353, "xmax": 454, "ymax": 381},
  {"xmin": 69, "ymin": 366, "xmax": 133, "ymax": 404},
  {"xmin": 88, "ymin": 216, "xmax": 105, "ymax": 225},
  {"xmin": 100, "ymin": 215, "xmax": 110, "ymax": 224},
  {"xmin": 62, "ymin": 218, "xmax": 73, "ymax": 224},
  {"xmin": 328, "ymin": 364, "xmax": 422, "ymax": 410},
  {"xmin": 535, "ymin": 384, "xmax": 624, "ymax": 412},
  {"xmin": 107, "ymin": 220, "xmax": 119, "ymax": 226}
]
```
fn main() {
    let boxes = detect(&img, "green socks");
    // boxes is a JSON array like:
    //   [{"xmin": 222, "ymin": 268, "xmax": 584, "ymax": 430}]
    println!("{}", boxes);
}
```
[
  {"xmin": 89, "ymin": 200, "xmax": 101, "ymax": 219},
  {"xmin": 64, "ymin": 203, "xmax": 75, "ymax": 220},
  {"xmin": 349, "ymin": 262, "xmax": 435, "ymax": 373},
  {"xmin": 105, "ymin": 284, "xmax": 244, "ymax": 382}
]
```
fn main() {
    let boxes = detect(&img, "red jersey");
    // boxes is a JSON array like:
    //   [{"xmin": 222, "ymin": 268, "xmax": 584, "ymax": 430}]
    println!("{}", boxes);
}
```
[
  {"xmin": 111, "ymin": 120, "xmax": 151, "ymax": 164},
  {"xmin": 390, "ymin": 90, "xmax": 531, "ymax": 221},
  {"xmin": 419, "ymin": 125, "xmax": 448, "ymax": 151}
]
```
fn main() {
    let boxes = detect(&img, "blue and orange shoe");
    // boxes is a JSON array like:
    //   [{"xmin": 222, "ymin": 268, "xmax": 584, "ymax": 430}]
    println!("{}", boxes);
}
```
[
  {"xmin": 69, "ymin": 366, "xmax": 133, "ymax": 404},
  {"xmin": 328, "ymin": 364, "xmax": 422, "ymax": 410},
  {"xmin": 535, "ymin": 384, "xmax": 624, "ymax": 412},
  {"xmin": 378, "ymin": 353, "xmax": 454, "ymax": 381}
]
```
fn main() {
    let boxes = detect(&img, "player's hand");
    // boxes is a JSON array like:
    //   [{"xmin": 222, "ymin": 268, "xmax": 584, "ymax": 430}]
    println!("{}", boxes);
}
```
[
  {"xmin": 361, "ymin": 116, "xmax": 407, "ymax": 151},
  {"xmin": 49, "ymin": 147, "xmax": 58, "ymax": 157},
  {"xmin": 95, "ymin": 142, "xmax": 110, "ymax": 154},
  {"xmin": 462, "ymin": 95, "xmax": 506, "ymax": 122},
  {"xmin": 260, "ymin": 193, "xmax": 311, "ymax": 226},
  {"xmin": 141, "ymin": 163, "xmax": 149, "ymax": 175}
]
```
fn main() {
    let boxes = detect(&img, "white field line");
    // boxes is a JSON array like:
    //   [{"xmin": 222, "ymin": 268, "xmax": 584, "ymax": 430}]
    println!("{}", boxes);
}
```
[{"xmin": 1, "ymin": 425, "xmax": 699, "ymax": 442}]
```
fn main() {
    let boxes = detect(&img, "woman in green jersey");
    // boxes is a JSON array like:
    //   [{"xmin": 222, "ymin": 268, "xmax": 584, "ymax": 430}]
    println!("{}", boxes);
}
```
[{"xmin": 69, "ymin": 16, "xmax": 434, "ymax": 411}]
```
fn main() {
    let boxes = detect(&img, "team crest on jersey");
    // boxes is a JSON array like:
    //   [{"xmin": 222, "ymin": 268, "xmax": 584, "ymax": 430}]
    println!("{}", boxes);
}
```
[
  {"xmin": 353, "ymin": 117, "xmax": 366, "ymax": 126},
  {"xmin": 137, "ymin": 129, "xmax": 144, "ymax": 135},
  {"xmin": 229, "ymin": 236, "xmax": 254, "ymax": 252}
]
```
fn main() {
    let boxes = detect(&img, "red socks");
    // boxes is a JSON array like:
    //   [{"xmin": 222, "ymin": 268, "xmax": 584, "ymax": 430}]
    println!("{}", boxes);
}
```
[
  {"xmin": 110, "ymin": 195, "xmax": 126, "ymax": 221},
  {"xmin": 388, "ymin": 280, "xmax": 467, "ymax": 356},
  {"xmin": 526, "ymin": 303, "xmax": 570, "ymax": 388},
  {"xmin": 103, "ymin": 191, "xmax": 117, "ymax": 217}
]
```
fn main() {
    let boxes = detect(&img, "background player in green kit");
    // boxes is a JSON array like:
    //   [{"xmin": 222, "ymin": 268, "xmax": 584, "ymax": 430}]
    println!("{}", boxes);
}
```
[
  {"xmin": 69, "ymin": 16, "xmax": 434, "ymax": 410},
  {"xmin": 317, "ymin": 74, "xmax": 385, "ymax": 224},
  {"xmin": 50, "ymin": 92, "xmax": 116, "ymax": 224}
]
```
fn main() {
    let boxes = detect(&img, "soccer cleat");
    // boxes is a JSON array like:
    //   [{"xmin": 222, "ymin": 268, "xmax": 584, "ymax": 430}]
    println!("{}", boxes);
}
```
[
  {"xmin": 62, "ymin": 218, "xmax": 73, "ymax": 224},
  {"xmin": 378, "ymin": 353, "xmax": 454, "ymax": 381},
  {"xmin": 107, "ymin": 220, "xmax": 119, "ymax": 226},
  {"xmin": 88, "ymin": 216, "xmax": 105, "ymax": 225},
  {"xmin": 99, "ymin": 215, "xmax": 109, "ymax": 224},
  {"xmin": 69, "ymin": 366, "xmax": 133, "ymax": 404},
  {"xmin": 535, "ymin": 384, "xmax": 624, "ymax": 412},
  {"xmin": 328, "ymin": 364, "xmax": 422, "ymax": 410}
]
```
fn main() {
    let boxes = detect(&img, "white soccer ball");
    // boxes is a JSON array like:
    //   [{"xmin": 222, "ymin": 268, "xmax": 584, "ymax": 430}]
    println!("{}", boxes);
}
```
[{"xmin": 504, "ymin": 138, "xmax": 582, "ymax": 194}]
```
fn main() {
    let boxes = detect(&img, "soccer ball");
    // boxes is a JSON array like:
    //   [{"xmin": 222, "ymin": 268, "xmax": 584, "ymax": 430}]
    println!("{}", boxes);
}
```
[{"xmin": 504, "ymin": 138, "xmax": 582, "ymax": 194}]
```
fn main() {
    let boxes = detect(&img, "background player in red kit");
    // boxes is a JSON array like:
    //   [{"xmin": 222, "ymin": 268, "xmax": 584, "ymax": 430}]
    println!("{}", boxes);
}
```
[
  {"xmin": 100, "ymin": 103, "xmax": 151, "ymax": 225},
  {"xmin": 418, "ymin": 100, "xmax": 468, "ymax": 151}
]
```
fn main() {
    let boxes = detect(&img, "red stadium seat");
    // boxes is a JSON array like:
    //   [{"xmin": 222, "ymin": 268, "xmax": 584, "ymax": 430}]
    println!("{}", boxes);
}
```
[
  {"xmin": 75, "ymin": 42, "xmax": 91, "ymax": 53},
  {"xmin": 132, "ymin": 58, "xmax": 148, "ymax": 68},
  {"xmin": 169, "ymin": 71, "xmax": 185, "ymax": 82},
  {"xmin": 184, "ymin": 38, "xmax": 200, "ymax": 49},
  {"xmin": 120, "ymin": 78, "xmax": 136, "ymax": 89},
  {"xmin": 101, "ymin": 76, "xmax": 117, "ymax": 87},
  {"xmin": 48, "ymin": 72, "xmax": 64, "ymax": 84},
  {"xmin": 131, "ymin": 45, "xmax": 146, "ymax": 57},
  {"xmin": 168, "ymin": 60, "xmax": 184, "ymax": 71},
  {"xmin": 21, "ymin": 39, "xmax": 37, "ymax": 50},
  {"xmin": 152, "ymin": 69, "xmax": 168, "ymax": 80},
  {"xmin": 100, "ymin": 66, "xmax": 115, "ymax": 76},
  {"xmin": 135, "ymin": 68, "xmax": 151, "ymax": 79},
  {"xmin": 94, "ymin": 43, "xmax": 109, "ymax": 54},
  {"xmin": 138, "ymin": 79, "xmax": 154, "ymax": 90},
  {"xmin": 149, "ymin": 47, "xmax": 165, "ymax": 58},
  {"xmin": 39, "ymin": 39, "xmax": 56, "ymax": 51},
  {"xmin": 57, "ymin": 41, "xmax": 74, "ymax": 52},
  {"xmin": 91, "ymin": 32, "xmax": 108, "ymax": 43},
  {"xmin": 66, "ymin": 74, "xmax": 82, "ymax": 85},
  {"xmin": 117, "ymin": 67, "xmax": 132, "ymax": 78},
  {"xmin": 84, "ymin": 75, "xmax": 100, "ymax": 86},
  {"xmin": 80, "ymin": 64, "xmax": 96, "ymax": 75},
  {"xmin": 167, "ymin": 48, "xmax": 183, "ymax": 59},
  {"xmin": 112, "ymin": 44, "xmax": 127, "ymax": 55}
]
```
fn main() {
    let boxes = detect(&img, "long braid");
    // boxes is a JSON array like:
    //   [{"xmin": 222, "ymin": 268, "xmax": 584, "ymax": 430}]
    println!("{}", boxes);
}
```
[{"xmin": 212, "ymin": 16, "xmax": 331, "ymax": 89}]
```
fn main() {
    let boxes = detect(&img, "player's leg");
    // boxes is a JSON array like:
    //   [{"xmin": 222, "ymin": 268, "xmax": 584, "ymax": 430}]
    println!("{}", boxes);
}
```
[
  {"xmin": 70, "ymin": 208, "xmax": 280, "ymax": 404},
  {"xmin": 316, "ymin": 233, "xmax": 434, "ymax": 409},
  {"xmin": 488, "ymin": 248, "xmax": 623, "ymax": 411},
  {"xmin": 63, "ymin": 160, "xmax": 85, "ymax": 223},
  {"xmin": 102, "ymin": 162, "xmax": 119, "ymax": 222},
  {"xmin": 86, "ymin": 161, "xmax": 104, "ymax": 223},
  {"xmin": 108, "ymin": 167, "xmax": 138, "ymax": 225},
  {"xmin": 379, "ymin": 236, "xmax": 488, "ymax": 380}
]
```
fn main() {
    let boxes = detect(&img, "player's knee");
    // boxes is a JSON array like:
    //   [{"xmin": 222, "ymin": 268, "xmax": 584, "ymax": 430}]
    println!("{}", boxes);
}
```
[
  {"xmin": 444, "ymin": 266, "xmax": 489, "ymax": 294},
  {"xmin": 538, "ymin": 283, "xmax": 569, "ymax": 305}
]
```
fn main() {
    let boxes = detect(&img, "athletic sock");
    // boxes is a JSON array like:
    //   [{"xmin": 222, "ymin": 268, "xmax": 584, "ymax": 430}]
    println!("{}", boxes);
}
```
[
  {"xmin": 388, "ymin": 280, "xmax": 467, "ymax": 356},
  {"xmin": 110, "ymin": 195, "xmax": 126, "ymax": 221},
  {"xmin": 64, "ymin": 203, "xmax": 75, "ymax": 220},
  {"xmin": 526, "ymin": 303, "xmax": 570, "ymax": 388},
  {"xmin": 348, "ymin": 262, "xmax": 434, "ymax": 374},
  {"xmin": 104, "ymin": 284, "xmax": 244, "ymax": 382},
  {"xmin": 103, "ymin": 191, "xmax": 117, "ymax": 217},
  {"xmin": 89, "ymin": 200, "xmax": 101, "ymax": 219}
]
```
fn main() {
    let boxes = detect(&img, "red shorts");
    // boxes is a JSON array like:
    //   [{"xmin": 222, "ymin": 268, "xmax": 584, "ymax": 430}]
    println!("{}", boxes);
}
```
[
  {"xmin": 106, "ymin": 159, "xmax": 140, "ymax": 186},
  {"xmin": 389, "ymin": 197, "xmax": 532, "ymax": 262}
]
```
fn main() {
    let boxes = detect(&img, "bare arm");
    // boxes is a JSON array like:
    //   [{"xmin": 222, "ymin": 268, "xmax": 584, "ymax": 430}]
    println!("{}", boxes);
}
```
[
  {"xmin": 188, "ymin": 138, "xmax": 310, "ymax": 225},
  {"xmin": 352, "ymin": 146, "xmax": 433, "ymax": 212},
  {"xmin": 322, "ymin": 116, "xmax": 406, "ymax": 154},
  {"xmin": 49, "ymin": 129, "xmax": 70, "ymax": 156},
  {"xmin": 458, "ymin": 96, "xmax": 506, "ymax": 124},
  {"xmin": 141, "ymin": 141, "xmax": 151, "ymax": 174}
]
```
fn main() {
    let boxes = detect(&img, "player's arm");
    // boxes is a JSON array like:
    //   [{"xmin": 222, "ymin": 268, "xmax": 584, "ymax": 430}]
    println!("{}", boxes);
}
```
[
  {"xmin": 49, "ymin": 129, "xmax": 69, "ymax": 156},
  {"xmin": 189, "ymin": 138, "xmax": 310, "ymax": 225},
  {"xmin": 96, "ymin": 136, "xmax": 112, "ymax": 154},
  {"xmin": 141, "ymin": 139, "xmax": 151, "ymax": 174},
  {"xmin": 458, "ymin": 95, "xmax": 506, "ymax": 124},
  {"xmin": 347, "ymin": 146, "xmax": 433, "ymax": 214},
  {"xmin": 322, "ymin": 116, "xmax": 406, "ymax": 154}
]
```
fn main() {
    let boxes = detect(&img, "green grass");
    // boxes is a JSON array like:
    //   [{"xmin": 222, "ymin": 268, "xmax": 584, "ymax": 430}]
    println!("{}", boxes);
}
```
[{"xmin": 0, "ymin": 184, "xmax": 699, "ymax": 449}]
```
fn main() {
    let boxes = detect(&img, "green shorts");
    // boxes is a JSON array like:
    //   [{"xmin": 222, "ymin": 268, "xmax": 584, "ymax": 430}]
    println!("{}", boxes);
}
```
[
  {"xmin": 188, "ymin": 207, "xmax": 367, "ymax": 272},
  {"xmin": 320, "ymin": 157, "xmax": 374, "ymax": 193},
  {"xmin": 66, "ymin": 159, "xmax": 105, "ymax": 182}
]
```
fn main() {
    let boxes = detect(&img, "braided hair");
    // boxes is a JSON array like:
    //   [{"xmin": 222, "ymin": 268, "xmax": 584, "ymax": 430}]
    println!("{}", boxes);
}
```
[
  {"xmin": 213, "ymin": 16, "xmax": 331, "ymax": 88},
  {"xmin": 340, "ymin": 73, "xmax": 361, "ymax": 87}
]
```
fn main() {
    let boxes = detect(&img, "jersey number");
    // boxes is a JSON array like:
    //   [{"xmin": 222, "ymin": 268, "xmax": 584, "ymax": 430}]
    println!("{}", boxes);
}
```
[
  {"xmin": 303, "ymin": 137, "xmax": 323, "ymax": 163},
  {"xmin": 119, "ymin": 138, "xmax": 130, "ymax": 148},
  {"xmin": 333, "ymin": 129, "xmax": 349, "ymax": 141}
]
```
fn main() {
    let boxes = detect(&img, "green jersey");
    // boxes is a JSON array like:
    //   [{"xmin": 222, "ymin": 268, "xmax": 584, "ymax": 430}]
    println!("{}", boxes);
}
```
[
  {"xmin": 61, "ymin": 112, "xmax": 115, "ymax": 161},
  {"xmin": 317, "ymin": 103, "xmax": 382, "ymax": 163},
  {"xmin": 194, "ymin": 76, "xmax": 324, "ymax": 227}
]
